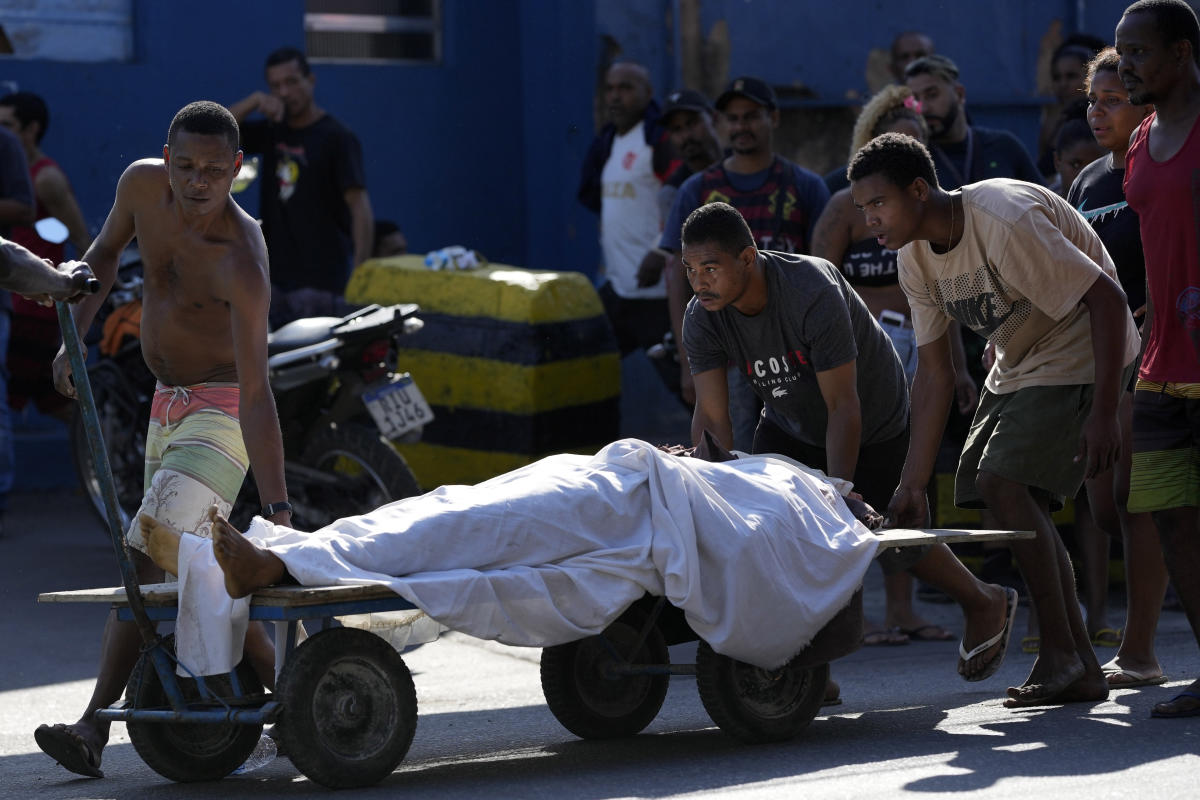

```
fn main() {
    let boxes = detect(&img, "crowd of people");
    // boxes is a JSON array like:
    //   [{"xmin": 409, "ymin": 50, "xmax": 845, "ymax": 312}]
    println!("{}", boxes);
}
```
[
  {"xmin": 2, "ymin": 0, "xmax": 1197, "ymax": 783},
  {"xmin": 576, "ymin": 0, "xmax": 1200, "ymax": 720}
]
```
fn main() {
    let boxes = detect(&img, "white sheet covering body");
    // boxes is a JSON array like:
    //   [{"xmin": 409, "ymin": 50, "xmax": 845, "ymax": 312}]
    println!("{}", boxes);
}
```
[{"xmin": 173, "ymin": 439, "xmax": 880, "ymax": 675}]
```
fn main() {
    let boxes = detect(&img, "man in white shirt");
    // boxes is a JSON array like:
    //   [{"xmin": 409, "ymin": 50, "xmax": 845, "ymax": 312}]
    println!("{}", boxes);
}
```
[{"xmin": 578, "ymin": 61, "xmax": 676, "ymax": 359}]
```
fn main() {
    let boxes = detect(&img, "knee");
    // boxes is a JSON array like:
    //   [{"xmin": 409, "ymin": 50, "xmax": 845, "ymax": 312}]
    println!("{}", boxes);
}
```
[{"xmin": 975, "ymin": 470, "xmax": 1022, "ymax": 506}]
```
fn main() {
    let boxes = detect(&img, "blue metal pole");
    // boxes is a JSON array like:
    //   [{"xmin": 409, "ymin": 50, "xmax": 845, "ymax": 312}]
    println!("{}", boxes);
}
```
[{"xmin": 56, "ymin": 301, "xmax": 157, "ymax": 643}]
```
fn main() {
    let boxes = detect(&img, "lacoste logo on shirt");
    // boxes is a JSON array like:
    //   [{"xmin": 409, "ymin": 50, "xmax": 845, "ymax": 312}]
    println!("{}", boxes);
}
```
[{"xmin": 771, "ymin": 386, "xmax": 788, "ymax": 398}]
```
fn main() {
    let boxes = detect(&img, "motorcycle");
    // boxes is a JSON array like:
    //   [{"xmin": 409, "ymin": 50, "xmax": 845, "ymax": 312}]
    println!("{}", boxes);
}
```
[{"xmin": 70, "ymin": 250, "xmax": 432, "ymax": 532}]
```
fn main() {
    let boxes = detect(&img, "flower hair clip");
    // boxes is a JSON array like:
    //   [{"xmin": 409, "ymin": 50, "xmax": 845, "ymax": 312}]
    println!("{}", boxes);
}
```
[{"xmin": 903, "ymin": 95, "xmax": 923, "ymax": 113}]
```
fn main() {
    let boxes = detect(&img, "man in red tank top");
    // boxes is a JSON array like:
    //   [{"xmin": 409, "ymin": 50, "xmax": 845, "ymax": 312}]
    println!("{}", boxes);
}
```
[
  {"xmin": 1118, "ymin": 0, "xmax": 1200, "ymax": 718},
  {"xmin": 0, "ymin": 91, "xmax": 92, "ymax": 423}
]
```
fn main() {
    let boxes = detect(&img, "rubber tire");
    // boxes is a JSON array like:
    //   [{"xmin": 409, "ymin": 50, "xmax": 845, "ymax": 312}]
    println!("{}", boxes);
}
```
[
  {"xmin": 275, "ymin": 627, "xmax": 417, "ymax": 789},
  {"xmin": 125, "ymin": 636, "xmax": 264, "ymax": 782},
  {"xmin": 540, "ymin": 606, "xmax": 669, "ymax": 739},
  {"xmin": 283, "ymin": 423, "xmax": 420, "ymax": 531},
  {"xmin": 70, "ymin": 362, "xmax": 146, "ymax": 530},
  {"xmin": 695, "ymin": 640, "xmax": 828, "ymax": 744}
]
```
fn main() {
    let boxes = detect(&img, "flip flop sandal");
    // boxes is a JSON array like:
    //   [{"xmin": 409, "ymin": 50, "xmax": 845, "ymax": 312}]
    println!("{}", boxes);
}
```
[
  {"xmin": 959, "ymin": 587, "xmax": 1018, "ymax": 682},
  {"xmin": 1151, "ymin": 691, "xmax": 1200, "ymax": 718},
  {"xmin": 34, "ymin": 723, "xmax": 104, "ymax": 778}
]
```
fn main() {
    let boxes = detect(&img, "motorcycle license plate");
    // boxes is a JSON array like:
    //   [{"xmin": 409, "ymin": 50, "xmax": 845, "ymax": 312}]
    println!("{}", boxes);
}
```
[{"xmin": 363, "ymin": 374, "xmax": 434, "ymax": 440}]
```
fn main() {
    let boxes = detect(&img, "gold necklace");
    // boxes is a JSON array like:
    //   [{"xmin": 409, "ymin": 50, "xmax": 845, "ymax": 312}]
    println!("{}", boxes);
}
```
[{"xmin": 942, "ymin": 193, "xmax": 956, "ymax": 258}]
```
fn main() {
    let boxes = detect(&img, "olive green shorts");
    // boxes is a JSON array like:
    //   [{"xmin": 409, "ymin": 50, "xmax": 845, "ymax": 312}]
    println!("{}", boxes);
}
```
[{"xmin": 955, "ymin": 380, "xmax": 1102, "ymax": 512}]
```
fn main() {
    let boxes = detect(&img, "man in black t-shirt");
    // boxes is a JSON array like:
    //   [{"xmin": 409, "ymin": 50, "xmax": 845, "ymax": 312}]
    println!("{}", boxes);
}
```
[
  {"xmin": 905, "ymin": 55, "xmax": 1043, "ymax": 190},
  {"xmin": 230, "ymin": 46, "xmax": 373, "ymax": 327}
]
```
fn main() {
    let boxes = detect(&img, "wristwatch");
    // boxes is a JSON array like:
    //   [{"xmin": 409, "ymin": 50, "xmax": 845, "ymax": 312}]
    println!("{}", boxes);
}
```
[{"xmin": 261, "ymin": 501, "xmax": 292, "ymax": 517}]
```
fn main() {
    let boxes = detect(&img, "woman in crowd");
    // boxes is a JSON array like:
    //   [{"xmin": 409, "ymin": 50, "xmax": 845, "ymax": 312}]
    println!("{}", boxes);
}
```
[
  {"xmin": 811, "ymin": 85, "xmax": 974, "ymax": 645},
  {"xmin": 1064, "ymin": 46, "xmax": 1169, "ymax": 689}
]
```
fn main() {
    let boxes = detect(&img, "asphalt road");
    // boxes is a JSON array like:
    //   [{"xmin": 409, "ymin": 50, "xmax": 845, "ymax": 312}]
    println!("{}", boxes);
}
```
[{"xmin": 2, "ymin": 482, "xmax": 1199, "ymax": 799}]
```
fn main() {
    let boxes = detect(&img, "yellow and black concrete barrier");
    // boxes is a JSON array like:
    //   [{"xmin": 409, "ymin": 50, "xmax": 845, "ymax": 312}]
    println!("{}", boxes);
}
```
[{"xmin": 345, "ymin": 256, "xmax": 620, "ymax": 488}]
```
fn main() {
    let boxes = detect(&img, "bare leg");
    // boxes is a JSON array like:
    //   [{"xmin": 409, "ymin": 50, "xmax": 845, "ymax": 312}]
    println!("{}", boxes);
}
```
[
  {"xmin": 975, "ymin": 470, "xmax": 1107, "ymax": 706},
  {"xmin": 1105, "ymin": 394, "xmax": 1168, "ymax": 684},
  {"xmin": 1075, "ymin": 487, "xmax": 1116, "ymax": 640},
  {"xmin": 906, "ymin": 543, "xmax": 1011, "ymax": 678},
  {"xmin": 883, "ymin": 571, "xmax": 952, "ymax": 638},
  {"xmin": 209, "ymin": 506, "xmax": 288, "ymax": 599},
  {"xmin": 1151, "ymin": 506, "xmax": 1200, "ymax": 715},
  {"xmin": 37, "ymin": 549, "xmax": 163, "ymax": 774}
]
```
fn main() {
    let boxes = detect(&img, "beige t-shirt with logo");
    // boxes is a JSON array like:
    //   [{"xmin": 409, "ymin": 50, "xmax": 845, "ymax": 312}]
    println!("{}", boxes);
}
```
[{"xmin": 897, "ymin": 179, "xmax": 1140, "ymax": 394}]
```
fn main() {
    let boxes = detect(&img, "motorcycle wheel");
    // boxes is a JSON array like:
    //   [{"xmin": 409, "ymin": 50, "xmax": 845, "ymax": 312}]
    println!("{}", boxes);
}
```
[
  {"xmin": 70, "ymin": 363, "xmax": 147, "ymax": 531},
  {"xmin": 288, "ymin": 423, "xmax": 420, "ymax": 530}
]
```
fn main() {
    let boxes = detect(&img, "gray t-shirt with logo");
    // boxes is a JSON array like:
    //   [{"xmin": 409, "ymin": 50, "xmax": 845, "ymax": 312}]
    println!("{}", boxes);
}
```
[{"xmin": 683, "ymin": 250, "xmax": 909, "ymax": 447}]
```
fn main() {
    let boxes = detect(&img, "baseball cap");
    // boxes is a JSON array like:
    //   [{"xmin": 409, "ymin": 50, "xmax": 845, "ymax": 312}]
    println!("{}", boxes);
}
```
[
  {"xmin": 661, "ymin": 88, "xmax": 713, "ymax": 121},
  {"xmin": 715, "ymin": 76, "xmax": 778, "ymax": 111}
]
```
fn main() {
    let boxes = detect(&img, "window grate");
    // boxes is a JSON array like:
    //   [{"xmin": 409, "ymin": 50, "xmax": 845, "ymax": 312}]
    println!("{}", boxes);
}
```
[{"xmin": 304, "ymin": 0, "xmax": 439, "ymax": 64}]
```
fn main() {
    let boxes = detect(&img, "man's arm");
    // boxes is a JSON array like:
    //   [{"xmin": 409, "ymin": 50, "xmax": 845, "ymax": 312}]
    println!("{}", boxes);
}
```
[
  {"xmin": 345, "ymin": 187, "xmax": 374, "ymax": 268},
  {"xmin": 35, "ymin": 165, "xmax": 92, "ymax": 255},
  {"xmin": 228, "ymin": 92, "xmax": 283, "ymax": 124},
  {"xmin": 888, "ymin": 331, "xmax": 957, "ymax": 526},
  {"xmin": 0, "ymin": 236, "xmax": 93, "ymax": 299},
  {"xmin": 52, "ymin": 161, "xmax": 143, "ymax": 398},
  {"xmin": 690, "ymin": 366, "xmax": 733, "ymax": 449},
  {"xmin": 814, "ymin": 360, "xmax": 861, "ymax": 483},
  {"xmin": 947, "ymin": 321, "xmax": 978, "ymax": 414},
  {"xmin": 227, "ymin": 246, "xmax": 291, "ymax": 526},
  {"xmin": 1076, "ymin": 272, "xmax": 1131, "ymax": 478},
  {"xmin": 0, "ymin": 131, "xmax": 33, "ymax": 226},
  {"xmin": 664, "ymin": 254, "xmax": 695, "ymax": 405},
  {"xmin": 809, "ymin": 191, "xmax": 853, "ymax": 266}
]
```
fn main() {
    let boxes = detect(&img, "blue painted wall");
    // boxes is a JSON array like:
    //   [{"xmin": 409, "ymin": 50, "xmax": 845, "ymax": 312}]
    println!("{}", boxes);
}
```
[{"xmin": 0, "ymin": 0, "xmax": 596, "ymax": 273}]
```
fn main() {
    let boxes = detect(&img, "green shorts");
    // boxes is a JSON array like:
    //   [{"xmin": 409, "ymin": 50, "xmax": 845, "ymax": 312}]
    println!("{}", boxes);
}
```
[
  {"xmin": 955, "ymin": 381, "xmax": 1097, "ymax": 512},
  {"xmin": 1128, "ymin": 380, "xmax": 1200, "ymax": 514}
]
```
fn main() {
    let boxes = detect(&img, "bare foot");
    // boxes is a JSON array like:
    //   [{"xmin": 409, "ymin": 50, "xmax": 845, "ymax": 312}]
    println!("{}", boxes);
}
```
[
  {"xmin": 1004, "ymin": 657, "xmax": 1088, "ymax": 707},
  {"xmin": 139, "ymin": 513, "xmax": 181, "ymax": 575},
  {"xmin": 208, "ymin": 505, "xmax": 287, "ymax": 599},
  {"xmin": 1004, "ymin": 666, "xmax": 1107, "ymax": 708}
]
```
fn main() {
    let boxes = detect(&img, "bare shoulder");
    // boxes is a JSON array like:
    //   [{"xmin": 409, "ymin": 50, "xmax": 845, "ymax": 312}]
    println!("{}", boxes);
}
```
[
  {"xmin": 828, "ymin": 187, "xmax": 856, "ymax": 215},
  {"xmin": 221, "ymin": 198, "xmax": 269, "ymax": 282},
  {"xmin": 116, "ymin": 158, "xmax": 168, "ymax": 199}
]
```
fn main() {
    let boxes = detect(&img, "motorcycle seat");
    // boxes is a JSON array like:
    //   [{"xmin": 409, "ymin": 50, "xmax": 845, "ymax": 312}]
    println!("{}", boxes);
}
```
[{"xmin": 267, "ymin": 317, "xmax": 343, "ymax": 355}]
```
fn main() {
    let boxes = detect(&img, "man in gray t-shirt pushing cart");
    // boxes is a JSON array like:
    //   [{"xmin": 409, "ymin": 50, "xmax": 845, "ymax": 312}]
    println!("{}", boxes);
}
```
[{"xmin": 682, "ymin": 201, "xmax": 1018, "ymax": 698}]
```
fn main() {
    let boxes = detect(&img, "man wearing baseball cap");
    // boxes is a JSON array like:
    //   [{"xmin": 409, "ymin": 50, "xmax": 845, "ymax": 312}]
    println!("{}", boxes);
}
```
[{"xmin": 660, "ymin": 75, "xmax": 830, "ymax": 450}]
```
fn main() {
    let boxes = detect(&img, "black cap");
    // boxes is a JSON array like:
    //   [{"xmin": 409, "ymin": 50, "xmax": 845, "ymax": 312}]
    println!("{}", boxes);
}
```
[
  {"xmin": 715, "ymin": 76, "xmax": 777, "ymax": 111},
  {"xmin": 661, "ymin": 88, "xmax": 713, "ymax": 122}
]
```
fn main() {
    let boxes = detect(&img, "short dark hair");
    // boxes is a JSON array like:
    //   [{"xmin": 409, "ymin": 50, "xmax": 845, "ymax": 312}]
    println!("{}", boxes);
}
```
[
  {"xmin": 681, "ymin": 202, "xmax": 755, "ymax": 256},
  {"xmin": 265, "ymin": 46, "xmax": 311, "ymax": 76},
  {"xmin": 904, "ymin": 54, "xmax": 960, "ymax": 84},
  {"xmin": 1124, "ymin": 0, "xmax": 1200, "ymax": 66},
  {"xmin": 847, "ymin": 131, "xmax": 940, "ymax": 190},
  {"xmin": 0, "ymin": 91, "xmax": 49, "ymax": 142},
  {"xmin": 167, "ymin": 101, "xmax": 240, "ymax": 153}
]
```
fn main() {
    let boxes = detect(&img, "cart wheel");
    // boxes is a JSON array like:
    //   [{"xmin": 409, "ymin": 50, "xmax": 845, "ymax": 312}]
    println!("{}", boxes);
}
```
[
  {"xmin": 276, "ymin": 627, "xmax": 417, "ymax": 789},
  {"xmin": 125, "ymin": 635, "xmax": 264, "ymax": 782},
  {"xmin": 540, "ymin": 606, "xmax": 669, "ymax": 739},
  {"xmin": 695, "ymin": 640, "xmax": 828, "ymax": 744}
]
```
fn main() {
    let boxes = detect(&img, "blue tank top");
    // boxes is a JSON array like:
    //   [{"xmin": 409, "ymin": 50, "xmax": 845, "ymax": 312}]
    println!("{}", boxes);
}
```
[{"xmin": 840, "ymin": 237, "xmax": 898, "ymax": 288}]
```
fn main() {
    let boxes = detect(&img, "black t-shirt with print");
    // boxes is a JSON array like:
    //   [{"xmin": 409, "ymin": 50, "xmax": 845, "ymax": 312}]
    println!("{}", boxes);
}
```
[
  {"xmin": 242, "ymin": 115, "xmax": 366, "ymax": 294},
  {"xmin": 1066, "ymin": 153, "xmax": 1145, "ymax": 312}
]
